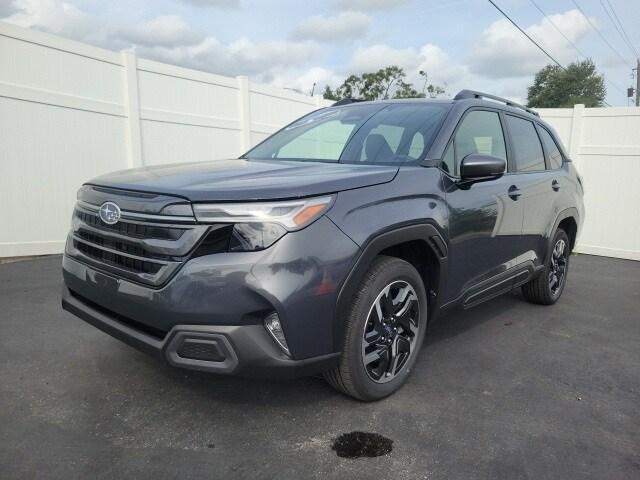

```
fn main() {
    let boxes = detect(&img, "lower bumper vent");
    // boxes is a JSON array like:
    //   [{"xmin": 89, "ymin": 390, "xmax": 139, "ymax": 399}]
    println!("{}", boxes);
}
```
[{"xmin": 177, "ymin": 339, "xmax": 225, "ymax": 362}]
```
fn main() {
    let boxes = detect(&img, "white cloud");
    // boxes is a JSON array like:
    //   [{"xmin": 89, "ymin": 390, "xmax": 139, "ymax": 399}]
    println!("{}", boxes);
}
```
[
  {"xmin": 177, "ymin": 0, "xmax": 240, "ymax": 7},
  {"xmin": 270, "ymin": 67, "xmax": 345, "ymax": 94},
  {"xmin": 117, "ymin": 15, "xmax": 204, "ymax": 48},
  {"xmin": 4, "ymin": 0, "xmax": 101, "ymax": 43},
  {"xmin": 334, "ymin": 0, "xmax": 410, "ymax": 10},
  {"xmin": 134, "ymin": 37, "xmax": 321, "ymax": 80},
  {"xmin": 290, "ymin": 11, "xmax": 371, "ymax": 42},
  {"xmin": 1, "ymin": 1, "xmax": 319, "ymax": 82},
  {"xmin": 3, "ymin": 0, "xmax": 587, "ymax": 104},
  {"xmin": 347, "ymin": 43, "xmax": 466, "ymax": 89},
  {"xmin": 469, "ymin": 9, "xmax": 591, "ymax": 78}
]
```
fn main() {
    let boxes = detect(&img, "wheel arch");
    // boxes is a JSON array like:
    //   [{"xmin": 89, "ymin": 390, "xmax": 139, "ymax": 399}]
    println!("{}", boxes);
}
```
[
  {"xmin": 546, "ymin": 207, "xmax": 579, "ymax": 264},
  {"xmin": 333, "ymin": 223, "xmax": 448, "ymax": 352}
]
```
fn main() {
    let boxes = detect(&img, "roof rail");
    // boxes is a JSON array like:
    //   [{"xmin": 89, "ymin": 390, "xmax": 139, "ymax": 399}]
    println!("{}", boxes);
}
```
[
  {"xmin": 453, "ymin": 89, "xmax": 539, "ymax": 117},
  {"xmin": 331, "ymin": 98, "xmax": 366, "ymax": 107}
]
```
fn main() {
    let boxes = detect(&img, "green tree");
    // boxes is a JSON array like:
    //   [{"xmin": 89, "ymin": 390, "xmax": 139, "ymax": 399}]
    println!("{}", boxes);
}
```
[
  {"xmin": 323, "ymin": 66, "xmax": 445, "ymax": 101},
  {"xmin": 527, "ymin": 60, "xmax": 606, "ymax": 108}
]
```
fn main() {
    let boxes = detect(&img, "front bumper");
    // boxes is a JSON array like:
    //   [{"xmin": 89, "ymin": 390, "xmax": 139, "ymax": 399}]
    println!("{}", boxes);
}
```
[
  {"xmin": 61, "ymin": 215, "xmax": 360, "ymax": 376},
  {"xmin": 62, "ymin": 285, "xmax": 340, "ymax": 379}
]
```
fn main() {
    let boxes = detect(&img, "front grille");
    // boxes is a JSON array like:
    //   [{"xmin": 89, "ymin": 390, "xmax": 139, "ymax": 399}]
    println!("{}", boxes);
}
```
[
  {"xmin": 77, "ymin": 230, "xmax": 150, "ymax": 258},
  {"xmin": 73, "ymin": 239, "xmax": 162, "ymax": 274},
  {"xmin": 68, "ymin": 202, "xmax": 215, "ymax": 287},
  {"xmin": 75, "ymin": 210, "xmax": 185, "ymax": 240}
]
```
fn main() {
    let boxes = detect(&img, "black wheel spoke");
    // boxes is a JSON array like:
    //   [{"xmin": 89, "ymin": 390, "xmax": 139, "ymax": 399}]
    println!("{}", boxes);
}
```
[
  {"xmin": 380, "ymin": 290, "xmax": 395, "ymax": 317},
  {"xmin": 364, "ymin": 329, "xmax": 381, "ymax": 346},
  {"xmin": 364, "ymin": 344, "xmax": 386, "ymax": 366},
  {"xmin": 396, "ymin": 303, "xmax": 417, "ymax": 337}
]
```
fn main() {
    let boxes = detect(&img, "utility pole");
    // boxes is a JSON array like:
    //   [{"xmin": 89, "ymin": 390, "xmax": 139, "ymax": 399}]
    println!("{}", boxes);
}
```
[{"xmin": 636, "ymin": 59, "xmax": 640, "ymax": 107}]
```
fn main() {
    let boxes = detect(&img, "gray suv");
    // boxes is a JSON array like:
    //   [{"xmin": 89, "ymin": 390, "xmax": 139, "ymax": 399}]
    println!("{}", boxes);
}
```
[{"xmin": 62, "ymin": 90, "xmax": 584, "ymax": 400}]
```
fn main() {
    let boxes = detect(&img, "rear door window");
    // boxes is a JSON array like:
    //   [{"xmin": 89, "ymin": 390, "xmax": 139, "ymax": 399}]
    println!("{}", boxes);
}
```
[
  {"xmin": 505, "ymin": 115, "xmax": 545, "ymax": 172},
  {"xmin": 537, "ymin": 126, "xmax": 563, "ymax": 170}
]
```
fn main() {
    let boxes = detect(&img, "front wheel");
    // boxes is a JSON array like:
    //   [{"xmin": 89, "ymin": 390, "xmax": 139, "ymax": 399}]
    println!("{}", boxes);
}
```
[
  {"xmin": 324, "ymin": 256, "xmax": 428, "ymax": 401},
  {"xmin": 522, "ymin": 229, "xmax": 570, "ymax": 305}
]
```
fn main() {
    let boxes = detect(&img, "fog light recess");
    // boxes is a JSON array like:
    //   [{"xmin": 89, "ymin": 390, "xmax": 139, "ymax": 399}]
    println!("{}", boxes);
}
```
[{"xmin": 264, "ymin": 312, "xmax": 290, "ymax": 356}]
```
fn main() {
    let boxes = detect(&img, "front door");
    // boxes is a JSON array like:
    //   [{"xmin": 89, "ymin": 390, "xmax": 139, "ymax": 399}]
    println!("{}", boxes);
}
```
[{"xmin": 442, "ymin": 109, "xmax": 524, "ymax": 304}]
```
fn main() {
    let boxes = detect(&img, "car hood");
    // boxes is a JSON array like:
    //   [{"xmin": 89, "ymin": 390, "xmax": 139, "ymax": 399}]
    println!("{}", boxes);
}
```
[{"xmin": 87, "ymin": 159, "xmax": 398, "ymax": 202}]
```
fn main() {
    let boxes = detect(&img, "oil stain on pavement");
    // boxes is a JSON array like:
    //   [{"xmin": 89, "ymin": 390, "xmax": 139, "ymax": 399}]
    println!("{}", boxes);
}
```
[{"xmin": 332, "ymin": 432, "xmax": 393, "ymax": 458}]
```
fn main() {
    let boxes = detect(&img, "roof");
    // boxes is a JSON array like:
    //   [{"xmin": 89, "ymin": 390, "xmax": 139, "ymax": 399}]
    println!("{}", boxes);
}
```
[{"xmin": 332, "ymin": 90, "xmax": 539, "ymax": 118}]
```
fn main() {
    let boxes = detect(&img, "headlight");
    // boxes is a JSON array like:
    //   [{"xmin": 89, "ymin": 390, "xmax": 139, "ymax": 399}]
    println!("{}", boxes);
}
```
[
  {"xmin": 193, "ymin": 196, "xmax": 334, "ymax": 252},
  {"xmin": 228, "ymin": 222, "xmax": 287, "ymax": 252},
  {"xmin": 193, "ymin": 195, "xmax": 334, "ymax": 230}
]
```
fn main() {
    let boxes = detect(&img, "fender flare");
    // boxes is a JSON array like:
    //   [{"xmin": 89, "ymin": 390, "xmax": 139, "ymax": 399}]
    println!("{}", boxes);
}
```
[
  {"xmin": 545, "ymin": 207, "xmax": 580, "ymax": 265},
  {"xmin": 333, "ymin": 222, "xmax": 448, "ymax": 351}
]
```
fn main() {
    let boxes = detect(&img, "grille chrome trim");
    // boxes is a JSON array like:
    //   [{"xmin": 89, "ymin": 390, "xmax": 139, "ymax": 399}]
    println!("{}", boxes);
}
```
[
  {"xmin": 76, "ymin": 200, "xmax": 195, "ymax": 224},
  {"xmin": 72, "ymin": 238, "xmax": 169, "ymax": 278},
  {"xmin": 120, "ymin": 210, "xmax": 195, "ymax": 223},
  {"xmin": 72, "ymin": 234, "xmax": 172, "ymax": 265},
  {"xmin": 75, "ymin": 208, "xmax": 187, "ymax": 240}
]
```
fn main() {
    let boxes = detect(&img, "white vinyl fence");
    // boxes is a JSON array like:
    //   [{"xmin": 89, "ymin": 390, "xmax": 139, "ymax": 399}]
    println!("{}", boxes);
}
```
[
  {"xmin": 537, "ymin": 105, "xmax": 640, "ymax": 261},
  {"xmin": 1, "ymin": 22, "xmax": 639, "ymax": 260},
  {"xmin": 0, "ymin": 22, "xmax": 331, "ymax": 257}
]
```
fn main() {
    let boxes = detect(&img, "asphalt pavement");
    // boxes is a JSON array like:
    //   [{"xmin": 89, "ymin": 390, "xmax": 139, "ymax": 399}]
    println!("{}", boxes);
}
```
[{"xmin": 1, "ymin": 254, "xmax": 638, "ymax": 479}]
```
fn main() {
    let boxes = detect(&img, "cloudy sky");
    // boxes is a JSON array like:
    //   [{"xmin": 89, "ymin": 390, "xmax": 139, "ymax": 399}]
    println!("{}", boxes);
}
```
[{"xmin": 1, "ymin": 0, "xmax": 638, "ymax": 105}]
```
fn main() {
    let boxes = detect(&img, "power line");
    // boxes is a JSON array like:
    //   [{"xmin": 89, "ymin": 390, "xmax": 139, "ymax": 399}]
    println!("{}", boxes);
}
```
[
  {"xmin": 570, "ymin": 0, "xmax": 633, "ymax": 68},
  {"xmin": 527, "ymin": 0, "xmax": 589, "ymax": 59},
  {"xmin": 603, "ymin": 0, "xmax": 639, "ymax": 57},
  {"xmin": 487, "ymin": 0, "xmax": 566, "ymax": 71},
  {"xmin": 525, "ymin": 0, "xmax": 627, "ymax": 98},
  {"xmin": 487, "ymin": 0, "xmax": 612, "ymax": 107},
  {"xmin": 600, "ymin": 0, "xmax": 640, "ymax": 58}
]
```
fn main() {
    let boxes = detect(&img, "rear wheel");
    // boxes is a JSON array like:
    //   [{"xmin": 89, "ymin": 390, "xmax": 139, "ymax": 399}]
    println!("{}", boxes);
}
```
[
  {"xmin": 324, "ymin": 256, "xmax": 427, "ymax": 401},
  {"xmin": 522, "ymin": 229, "xmax": 570, "ymax": 305}
]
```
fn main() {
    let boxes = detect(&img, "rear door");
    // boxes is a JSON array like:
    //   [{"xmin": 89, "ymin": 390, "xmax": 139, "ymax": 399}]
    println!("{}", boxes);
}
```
[
  {"xmin": 443, "ymin": 109, "xmax": 524, "ymax": 304},
  {"xmin": 503, "ymin": 114, "xmax": 556, "ymax": 268}
]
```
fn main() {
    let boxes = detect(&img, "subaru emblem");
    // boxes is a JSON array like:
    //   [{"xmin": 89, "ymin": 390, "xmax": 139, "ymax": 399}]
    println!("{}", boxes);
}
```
[{"xmin": 99, "ymin": 201, "xmax": 121, "ymax": 225}]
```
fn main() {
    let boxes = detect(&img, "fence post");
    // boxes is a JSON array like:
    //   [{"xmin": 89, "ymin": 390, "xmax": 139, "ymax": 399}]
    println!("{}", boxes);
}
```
[
  {"xmin": 121, "ymin": 49, "xmax": 143, "ymax": 168},
  {"xmin": 568, "ymin": 104, "xmax": 584, "ymax": 165},
  {"xmin": 237, "ymin": 76, "xmax": 251, "ymax": 154}
]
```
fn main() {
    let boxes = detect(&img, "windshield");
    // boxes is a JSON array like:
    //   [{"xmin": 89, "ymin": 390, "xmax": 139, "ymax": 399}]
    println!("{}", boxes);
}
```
[{"xmin": 244, "ymin": 103, "xmax": 450, "ymax": 165}]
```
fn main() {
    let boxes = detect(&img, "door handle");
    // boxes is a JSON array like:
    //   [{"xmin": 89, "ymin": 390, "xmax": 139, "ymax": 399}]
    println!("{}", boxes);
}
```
[
  {"xmin": 508, "ymin": 185, "xmax": 521, "ymax": 200},
  {"xmin": 551, "ymin": 179, "xmax": 560, "ymax": 192}
]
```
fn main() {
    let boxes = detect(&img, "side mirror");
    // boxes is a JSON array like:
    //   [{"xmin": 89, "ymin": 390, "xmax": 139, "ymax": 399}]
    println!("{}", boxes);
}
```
[{"xmin": 459, "ymin": 154, "xmax": 506, "ymax": 181}]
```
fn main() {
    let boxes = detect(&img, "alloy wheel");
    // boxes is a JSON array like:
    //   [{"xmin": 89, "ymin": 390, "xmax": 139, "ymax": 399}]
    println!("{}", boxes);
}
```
[
  {"xmin": 361, "ymin": 281, "xmax": 420, "ymax": 383},
  {"xmin": 549, "ymin": 239, "xmax": 568, "ymax": 296}
]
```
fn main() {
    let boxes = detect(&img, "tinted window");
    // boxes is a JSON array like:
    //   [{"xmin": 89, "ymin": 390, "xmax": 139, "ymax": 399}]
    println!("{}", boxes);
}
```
[
  {"xmin": 408, "ymin": 131, "xmax": 425, "ymax": 159},
  {"xmin": 441, "ymin": 142, "xmax": 455, "ymax": 174},
  {"xmin": 448, "ymin": 110, "xmax": 507, "ymax": 175},
  {"xmin": 246, "ymin": 103, "xmax": 448, "ymax": 165},
  {"xmin": 347, "ymin": 104, "xmax": 447, "ymax": 164},
  {"xmin": 359, "ymin": 125, "xmax": 426, "ymax": 162},
  {"xmin": 277, "ymin": 120, "xmax": 354, "ymax": 160},
  {"xmin": 359, "ymin": 124, "xmax": 404, "ymax": 161},
  {"xmin": 538, "ymin": 127, "xmax": 563, "ymax": 169},
  {"xmin": 506, "ymin": 115, "xmax": 545, "ymax": 172}
]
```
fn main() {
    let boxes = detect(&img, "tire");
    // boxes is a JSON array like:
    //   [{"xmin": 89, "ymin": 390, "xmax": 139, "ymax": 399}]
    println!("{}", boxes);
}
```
[
  {"xmin": 522, "ymin": 229, "xmax": 570, "ymax": 305},
  {"xmin": 324, "ymin": 255, "xmax": 428, "ymax": 401}
]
